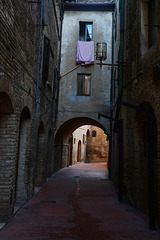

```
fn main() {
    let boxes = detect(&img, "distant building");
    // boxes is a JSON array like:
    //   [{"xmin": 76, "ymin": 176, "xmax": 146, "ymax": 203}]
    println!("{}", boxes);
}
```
[{"xmin": 71, "ymin": 125, "xmax": 109, "ymax": 165}]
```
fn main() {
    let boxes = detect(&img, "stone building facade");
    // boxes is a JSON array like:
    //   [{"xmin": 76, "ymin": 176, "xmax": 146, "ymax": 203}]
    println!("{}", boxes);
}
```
[
  {"xmin": 0, "ymin": 0, "xmax": 62, "ymax": 222},
  {"xmin": 86, "ymin": 126, "xmax": 109, "ymax": 164},
  {"xmin": 112, "ymin": 0, "xmax": 160, "ymax": 228},
  {"xmin": 54, "ymin": 1, "xmax": 115, "ymax": 170}
]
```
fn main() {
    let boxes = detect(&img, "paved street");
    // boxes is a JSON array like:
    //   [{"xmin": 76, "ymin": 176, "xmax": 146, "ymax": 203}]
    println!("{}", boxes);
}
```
[{"xmin": 0, "ymin": 162, "xmax": 160, "ymax": 240}]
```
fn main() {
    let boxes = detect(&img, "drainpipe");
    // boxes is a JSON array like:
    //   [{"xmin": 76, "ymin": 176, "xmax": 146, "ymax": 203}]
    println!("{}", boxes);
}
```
[
  {"xmin": 54, "ymin": 6, "xmax": 64, "ymax": 130},
  {"xmin": 108, "ymin": 12, "xmax": 115, "ymax": 179},
  {"xmin": 36, "ymin": 0, "xmax": 43, "ymax": 103},
  {"xmin": 118, "ymin": 0, "xmax": 125, "ymax": 98}
]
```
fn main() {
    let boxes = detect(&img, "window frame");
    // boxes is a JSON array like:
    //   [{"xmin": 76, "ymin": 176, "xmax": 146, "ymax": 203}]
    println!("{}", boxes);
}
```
[
  {"xmin": 79, "ymin": 21, "xmax": 93, "ymax": 42},
  {"xmin": 77, "ymin": 73, "xmax": 91, "ymax": 96},
  {"xmin": 92, "ymin": 130, "xmax": 96, "ymax": 138},
  {"xmin": 141, "ymin": 0, "xmax": 157, "ymax": 52}
]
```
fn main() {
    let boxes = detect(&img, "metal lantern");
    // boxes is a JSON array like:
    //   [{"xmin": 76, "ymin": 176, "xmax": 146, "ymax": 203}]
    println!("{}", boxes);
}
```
[{"xmin": 96, "ymin": 42, "xmax": 107, "ymax": 60}]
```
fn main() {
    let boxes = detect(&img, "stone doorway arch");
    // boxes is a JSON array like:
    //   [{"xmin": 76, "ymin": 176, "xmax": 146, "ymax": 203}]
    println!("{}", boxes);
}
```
[
  {"xmin": 77, "ymin": 140, "xmax": 82, "ymax": 162},
  {"xmin": 0, "ymin": 92, "xmax": 16, "ymax": 221},
  {"xmin": 35, "ymin": 121, "xmax": 45, "ymax": 187},
  {"xmin": 134, "ymin": 102, "xmax": 157, "ymax": 215},
  {"xmin": 15, "ymin": 106, "xmax": 31, "ymax": 204}
]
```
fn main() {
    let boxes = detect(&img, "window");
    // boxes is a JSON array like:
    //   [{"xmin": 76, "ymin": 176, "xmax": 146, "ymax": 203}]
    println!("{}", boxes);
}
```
[
  {"xmin": 141, "ymin": 0, "xmax": 156, "ymax": 52},
  {"xmin": 148, "ymin": 0, "xmax": 156, "ymax": 47},
  {"xmin": 42, "ymin": 35, "xmax": 50, "ymax": 81},
  {"xmin": 79, "ymin": 22, "xmax": 93, "ymax": 41},
  {"xmin": 92, "ymin": 131, "xmax": 96, "ymax": 137},
  {"xmin": 77, "ymin": 74, "xmax": 91, "ymax": 96}
]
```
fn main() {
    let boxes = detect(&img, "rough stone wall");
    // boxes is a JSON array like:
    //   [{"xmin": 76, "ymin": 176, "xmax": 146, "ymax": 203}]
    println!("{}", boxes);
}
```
[
  {"xmin": 0, "ymin": 0, "xmax": 61, "ymax": 222},
  {"xmin": 0, "ymin": 113, "xmax": 18, "ymax": 221},
  {"xmin": 72, "ymin": 126, "xmax": 88, "ymax": 164},
  {"xmin": 86, "ymin": 126, "xmax": 109, "ymax": 164},
  {"xmin": 117, "ymin": 0, "xmax": 160, "ymax": 227}
]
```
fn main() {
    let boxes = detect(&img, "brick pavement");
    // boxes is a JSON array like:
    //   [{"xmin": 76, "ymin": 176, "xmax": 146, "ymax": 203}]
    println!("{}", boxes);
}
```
[{"xmin": 0, "ymin": 162, "xmax": 160, "ymax": 240}]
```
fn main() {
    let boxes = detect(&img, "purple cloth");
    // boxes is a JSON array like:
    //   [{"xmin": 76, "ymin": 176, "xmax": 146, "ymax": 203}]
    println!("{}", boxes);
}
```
[{"xmin": 76, "ymin": 41, "xmax": 94, "ymax": 65}]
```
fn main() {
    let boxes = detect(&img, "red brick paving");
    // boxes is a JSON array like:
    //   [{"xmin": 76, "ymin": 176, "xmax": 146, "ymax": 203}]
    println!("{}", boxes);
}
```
[{"xmin": 0, "ymin": 163, "xmax": 160, "ymax": 240}]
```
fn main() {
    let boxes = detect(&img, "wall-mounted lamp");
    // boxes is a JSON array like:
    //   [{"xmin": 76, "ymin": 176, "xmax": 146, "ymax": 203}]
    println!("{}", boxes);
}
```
[
  {"xmin": 96, "ymin": 42, "xmax": 107, "ymax": 68},
  {"xmin": 96, "ymin": 41, "xmax": 119, "ymax": 68}
]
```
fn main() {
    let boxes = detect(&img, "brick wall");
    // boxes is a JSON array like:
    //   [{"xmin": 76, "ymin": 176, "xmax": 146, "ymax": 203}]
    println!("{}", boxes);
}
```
[
  {"xmin": 115, "ymin": 0, "xmax": 160, "ymax": 227},
  {"xmin": 1, "ymin": 0, "xmax": 62, "ymax": 222},
  {"xmin": 0, "ymin": 113, "xmax": 18, "ymax": 221}
]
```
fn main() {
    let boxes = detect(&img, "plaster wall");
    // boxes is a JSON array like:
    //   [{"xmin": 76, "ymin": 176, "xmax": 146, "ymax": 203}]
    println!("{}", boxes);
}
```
[
  {"xmin": 86, "ymin": 125, "xmax": 109, "ymax": 163},
  {"xmin": 57, "ymin": 10, "xmax": 113, "ymax": 134}
]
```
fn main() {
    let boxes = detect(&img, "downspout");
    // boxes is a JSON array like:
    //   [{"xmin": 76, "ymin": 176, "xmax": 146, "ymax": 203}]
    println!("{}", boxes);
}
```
[
  {"xmin": 36, "ymin": 0, "xmax": 43, "ymax": 103},
  {"xmin": 54, "ymin": 6, "xmax": 64, "ymax": 130},
  {"xmin": 108, "ymin": 11, "xmax": 115, "ymax": 179},
  {"xmin": 118, "ymin": 0, "xmax": 125, "ymax": 98}
]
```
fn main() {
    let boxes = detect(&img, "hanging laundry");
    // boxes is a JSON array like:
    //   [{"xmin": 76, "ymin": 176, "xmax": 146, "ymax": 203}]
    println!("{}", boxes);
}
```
[{"xmin": 76, "ymin": 41, "xmax": 94, "ymax": 65}]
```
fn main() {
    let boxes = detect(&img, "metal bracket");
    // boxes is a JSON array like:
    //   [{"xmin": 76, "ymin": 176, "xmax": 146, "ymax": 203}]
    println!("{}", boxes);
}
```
[{"xmin": 28, "ymin": 1, "xmax": 41, "ymax": 3}]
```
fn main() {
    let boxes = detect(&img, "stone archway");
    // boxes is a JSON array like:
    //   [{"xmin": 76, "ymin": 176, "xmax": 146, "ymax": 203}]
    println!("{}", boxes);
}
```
[
  {"xmin": 35, "ymin": 121, "xmax": 45, "ymax": 187},
  {"xmin": 15, "ymin": 107, "xmax": 31, "ymax": 204},
  {"xmin": 134, "ymin": 102, "xmax": 157, "ymax": 215},
  {"xmin": 0, "ymin": 92, "xmax": 16, "ymax": 221},
  {"xmin": 54, "ymin": 117, "xmax": 109, "ymax": 171},
  {"xmin": 69, "ymin": 134, "xmax": 73, "ymax": 166},
  {"xmin": 77, "ymin": 140, "xmax": 82, "ymax": 162}
]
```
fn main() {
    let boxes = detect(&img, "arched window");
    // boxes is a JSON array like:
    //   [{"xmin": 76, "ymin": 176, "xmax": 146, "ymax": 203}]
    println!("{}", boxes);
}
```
[{"xmin": 92, "ymin": 130, "xmax": 96, "ymax": 137}]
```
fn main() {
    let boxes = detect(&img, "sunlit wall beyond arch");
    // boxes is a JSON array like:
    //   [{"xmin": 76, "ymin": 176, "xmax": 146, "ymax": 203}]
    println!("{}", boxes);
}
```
[{"xmin": 54, "ymin": 117, "xmax": 109, "ymax": 171}]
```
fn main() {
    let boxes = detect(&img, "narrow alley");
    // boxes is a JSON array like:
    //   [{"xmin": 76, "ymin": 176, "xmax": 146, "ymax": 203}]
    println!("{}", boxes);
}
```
[{"xmin": 0, "ymin": 163, "xmax": 159, "ymax": 240}]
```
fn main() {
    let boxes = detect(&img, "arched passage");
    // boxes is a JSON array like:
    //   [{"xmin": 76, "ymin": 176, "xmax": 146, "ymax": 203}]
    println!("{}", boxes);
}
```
[
  {"xmin": 87, "ymin": 129, "xmax": 90, "ymax": 137},
  {"xmin": 0, "ymin": 92, "xmax": 16, "ymax": 221},
  {"xmin": 77, "ymin": 140, "xmax": 82, "ymax": 162},
  {"xmin": 15, "ymin": 107, "xmax": 31, "ymax": 204},
  {"xmin": 69, "ymin": 134, "xmax": 73, "ymax": 166},
  {"xmin": 46, "ymin": 128, "xmax": 53, "ymax": 177},
  {"xmin": 35, "ymin": 121, "xmax": 45, "ymax": 187},
  {"xmin": 54, "ymin": 117, "xmax": 109, "ymax": 171},
  {"xmin": 134, "ymin": 102, "xmax": 157, "ymax": 215}
]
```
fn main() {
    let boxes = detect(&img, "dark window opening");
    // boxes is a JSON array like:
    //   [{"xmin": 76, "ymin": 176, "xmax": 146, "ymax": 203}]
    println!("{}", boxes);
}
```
[
  {"xmin": 148, "ymin": 0, "xmax": 156, "ymax": 48},
  {"xmin": 141, "ymin": 0, "xmax": 156, "ymax": 51},
  {"xmin": 77, "ymin": 74, "xmax": 91, "ymax": 96},
  {"xmin": 79, "ymin": 22, "xmax": 93, "ymax": 41},
  {"xmin": 83, "ymin": 134, "xmax": 85, "ymax": 144},
  {"xmin": 92, "ymin": 130, "xmax": 96, "ymax": 137},
  {"xmin": 42, "ymin": 35, "xmax": 50, "ymax": 81}
]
